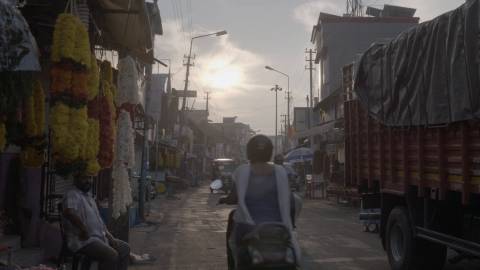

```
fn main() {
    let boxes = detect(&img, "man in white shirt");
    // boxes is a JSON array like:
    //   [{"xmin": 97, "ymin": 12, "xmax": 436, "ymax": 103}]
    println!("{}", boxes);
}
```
[{"xmin": 62, "ymin": 175, "xmax": 130, "ymax": 270}]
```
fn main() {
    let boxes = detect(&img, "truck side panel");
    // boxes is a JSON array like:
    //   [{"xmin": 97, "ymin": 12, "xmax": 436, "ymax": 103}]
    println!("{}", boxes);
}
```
[{"xmin": 345, "ymin": 100, "xmax": 480, "ymax": 203}]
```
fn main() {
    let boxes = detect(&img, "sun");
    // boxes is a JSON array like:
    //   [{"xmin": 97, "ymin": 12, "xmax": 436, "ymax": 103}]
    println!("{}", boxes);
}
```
[
  {"xmin": 208, "ymin": 68, "xmax": 241, "ymax": 89},
  {"xmin": 200, "ymin": 58, "xmax": 243, "ymax": 90}
]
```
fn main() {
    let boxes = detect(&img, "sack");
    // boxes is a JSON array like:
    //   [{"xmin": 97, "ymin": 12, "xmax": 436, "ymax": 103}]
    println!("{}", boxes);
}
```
[{"xmin": 241, "ymin": 223, "xmax": 296, "ymax": 267}]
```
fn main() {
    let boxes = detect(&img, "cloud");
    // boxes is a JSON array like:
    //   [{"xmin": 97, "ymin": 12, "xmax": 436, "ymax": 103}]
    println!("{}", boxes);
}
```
[
  {"xmin": 155, "ymin": 19, "xmax": 276, "ymax": 130},
  {"xmin": 293, "ymin": 1, "xmax": 343, "ymax": 31}
]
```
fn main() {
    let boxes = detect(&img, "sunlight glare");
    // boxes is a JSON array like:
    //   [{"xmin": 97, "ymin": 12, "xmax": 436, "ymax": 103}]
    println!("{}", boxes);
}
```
[{"xmin": 201, "ymin": 58, "xmax": 243, "ymax": 90}]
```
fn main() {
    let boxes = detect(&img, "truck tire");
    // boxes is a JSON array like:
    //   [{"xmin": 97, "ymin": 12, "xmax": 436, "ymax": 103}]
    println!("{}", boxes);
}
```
[{"xmin": 386, "ymin": 207, "xmax": 446, "ymax": 270}]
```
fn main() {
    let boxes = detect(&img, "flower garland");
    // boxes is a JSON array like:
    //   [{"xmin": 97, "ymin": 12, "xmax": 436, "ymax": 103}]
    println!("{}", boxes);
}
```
[
  {"xmin": 50, "ymin": 102, "xmax": 71, "ymax": 160},
  {"xmin": 111, "ymin": 111, "xmax": 134, "ymax": 218},
  {"xmin": 98, "ymin": 61, "xmax": 116, "ymax": 169},
  {"xmin": 115, "ymin": 111, "xmax": 135, "ymax": 168},
  {"xmin": 49, "ymin": 12, "xmax": 95, "ymax": 176},
  {"xmin": 117, "ymin": 56, "xmax": 140, "ymax": 105},
  {"xmin": 87, "ymin": 55, "xmax": 99, "ymax": 101},
  {"xmin": 83, "ymin": 119, "xmax": 100, "ymax": 176},
  {"xmin": 51, "ymin": 13, "xmax": 90, "ymax": 69},
  {"xmin": 21, "ymin": 80, "xmax": 46, "ymax": 167},
  {"xmin": 111, "ymin": 159, "xmax": 132, "ymax": 219}
]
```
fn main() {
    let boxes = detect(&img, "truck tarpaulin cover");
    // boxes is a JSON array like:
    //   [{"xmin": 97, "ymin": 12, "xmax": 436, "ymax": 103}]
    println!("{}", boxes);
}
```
[{"xmin": 354, "ymin": 0, "xmax": 479, "ymax": 127}]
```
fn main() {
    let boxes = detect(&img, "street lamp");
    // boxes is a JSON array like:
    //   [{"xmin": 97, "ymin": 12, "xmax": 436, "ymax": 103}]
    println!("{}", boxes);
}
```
[
  {"xmin": 179, "ymin": 30, "xmax": 228, "ymax": 138},
  {"xmin": 265, "ymin": 65, "xmax": 290, "ymax": 152},
  {"xmin": 270, "ymin": 84, "xmax": 282, "ymax": 155},
  {"xmin": 265, "ymin": 65, "xmax": 290, "ymax": 130}
]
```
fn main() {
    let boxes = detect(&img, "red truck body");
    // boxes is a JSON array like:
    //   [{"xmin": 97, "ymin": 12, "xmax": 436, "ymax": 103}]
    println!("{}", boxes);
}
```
[{"xmin": 345, "ymin": 100, "xmax": 480, "ymax": 204}]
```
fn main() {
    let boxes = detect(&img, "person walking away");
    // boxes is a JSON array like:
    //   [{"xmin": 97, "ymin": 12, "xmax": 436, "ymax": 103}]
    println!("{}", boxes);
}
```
[{"xmin": 62, "ymin": 175, "xmax": 130, "ymax": 270}]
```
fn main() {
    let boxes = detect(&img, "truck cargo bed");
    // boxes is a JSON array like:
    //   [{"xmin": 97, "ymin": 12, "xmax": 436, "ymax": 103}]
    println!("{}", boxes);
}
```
[{"xmin": 345, "ymin": 100, "xmax": 480, "ymax": 204}]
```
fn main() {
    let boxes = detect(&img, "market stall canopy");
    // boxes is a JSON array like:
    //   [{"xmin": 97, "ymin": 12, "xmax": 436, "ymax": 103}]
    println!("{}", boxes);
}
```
[
  {"xmin": 89, "ymin": 0, "xmax": 160, "ymax": 64},
  {"xmin": 0, "ymin": 0, "xmax": 40, "ymax": 71},
  {"xmin": 285, "ymin": 147, "xmax": 314, "ymax": 163}
]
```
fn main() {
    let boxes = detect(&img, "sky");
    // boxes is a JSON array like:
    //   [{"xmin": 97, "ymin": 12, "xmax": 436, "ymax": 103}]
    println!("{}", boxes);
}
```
[{"xmin": 154, "ymin": 0, "xmax": 465, "ymax": 135}]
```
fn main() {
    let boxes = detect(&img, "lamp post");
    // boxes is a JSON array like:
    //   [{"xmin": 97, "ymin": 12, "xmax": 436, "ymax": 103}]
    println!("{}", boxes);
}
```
[
  {"xmin": 271, "ymin": 84, "xmax": 282, "ymax": 155},
  {"xmin": 265, "ymin": 66, "xmax": 290, "ymax": 144},
  {"xmin": 179, "ymin": 30, "xmax": 228, "ymax": 141}
]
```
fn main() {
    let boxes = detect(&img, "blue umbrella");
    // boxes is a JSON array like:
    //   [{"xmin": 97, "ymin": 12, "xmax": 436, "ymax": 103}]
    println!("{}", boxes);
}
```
[{"xmin": 285, "ymin": 147, "xmax": 313, "ymax": 163}]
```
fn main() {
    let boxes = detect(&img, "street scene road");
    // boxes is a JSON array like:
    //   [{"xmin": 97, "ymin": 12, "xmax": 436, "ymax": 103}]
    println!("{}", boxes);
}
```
[
  {"xmin": 129, "ymin": 185, "xmax": 478, "ymax": 270},
  {"xmin": 2, "ymin": 1, "xmax": 479, "ymax": 270}
]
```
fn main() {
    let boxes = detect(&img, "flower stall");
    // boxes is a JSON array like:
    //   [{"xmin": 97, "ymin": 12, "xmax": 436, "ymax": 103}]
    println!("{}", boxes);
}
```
[{"xmin": 0, "ymin": 0, "xmax": 162, "ymax": 266}]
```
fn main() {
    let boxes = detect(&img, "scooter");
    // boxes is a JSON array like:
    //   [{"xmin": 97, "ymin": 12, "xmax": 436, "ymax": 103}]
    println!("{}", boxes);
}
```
[{"xmin": 220, "ymin": 194, "xmax": 303, "ymax": 270}]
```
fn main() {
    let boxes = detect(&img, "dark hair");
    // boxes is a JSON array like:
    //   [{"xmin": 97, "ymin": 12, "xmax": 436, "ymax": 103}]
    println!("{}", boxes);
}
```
[{"xmin": 247, "ymin": 135, "xmax": 273, "ymax": 163}]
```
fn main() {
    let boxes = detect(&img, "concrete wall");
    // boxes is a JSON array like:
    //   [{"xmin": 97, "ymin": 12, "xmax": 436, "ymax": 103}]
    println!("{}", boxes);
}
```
[{"xmin": 317, "ymin": 21, "xmax": 417, "ymax": 99}]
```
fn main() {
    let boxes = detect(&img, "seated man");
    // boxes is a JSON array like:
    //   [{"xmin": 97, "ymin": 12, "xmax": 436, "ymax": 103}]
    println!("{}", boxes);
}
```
[{"xmin": 62, "ymin": 175, "xmax": 130, "ymax": 270}]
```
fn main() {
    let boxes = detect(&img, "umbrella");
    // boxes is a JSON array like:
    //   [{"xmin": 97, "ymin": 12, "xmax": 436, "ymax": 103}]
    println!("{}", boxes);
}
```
[
  {"xmin": 285, "ymin": 147, "xmax": 313, "ymax": 163},
  {"xmin": 0, "ymin": 1, "xmax": 40, "ymax": 71}
]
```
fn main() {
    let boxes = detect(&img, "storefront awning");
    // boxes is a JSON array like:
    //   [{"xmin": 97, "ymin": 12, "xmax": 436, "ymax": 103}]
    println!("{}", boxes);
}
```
[{"xmin": 89, "ymin": 0, "xmax": 158, "ymax": 64}]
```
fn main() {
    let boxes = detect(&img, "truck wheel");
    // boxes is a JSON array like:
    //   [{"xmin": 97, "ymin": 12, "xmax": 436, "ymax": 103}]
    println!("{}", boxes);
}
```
[{"xmin": 386, "ymin": 207, "xmax": 446, "ymax": 270}]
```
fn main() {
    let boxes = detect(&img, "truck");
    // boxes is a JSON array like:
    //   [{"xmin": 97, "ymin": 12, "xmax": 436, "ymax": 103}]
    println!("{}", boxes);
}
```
[{"xmin": 345, "ymin": 1, "xmax": 480, "ymax": 269}]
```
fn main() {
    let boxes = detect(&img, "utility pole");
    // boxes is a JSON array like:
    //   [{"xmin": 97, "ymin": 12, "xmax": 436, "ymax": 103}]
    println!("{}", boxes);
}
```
[
  {"xmin": 271, "ymin": 84, "xmax": 282, "ymax": 155},
  {"xmin": 139, "ymin": 64, "xmax": 152, "ymax": 221},
  {"xmin": 280, "ymin": 114, "xmax": 287, "ymax": 152},
  {"xmin": 305, "ymin": 49, "xmax": 316, "ymax": 129},
  {"xmin": 305, "ymin": 48, "xmax": 315, "ymax": 108},
  {"xmin": 178, "ymin": 45, "xmax": 195, "ymax": 146},
  {"xmin": 285, "ymin": 90, "xmax": 292, "ymax": 136},
  {"xmin": 205, "ymin": 91, "xmax": 210, "ymax": 116}
]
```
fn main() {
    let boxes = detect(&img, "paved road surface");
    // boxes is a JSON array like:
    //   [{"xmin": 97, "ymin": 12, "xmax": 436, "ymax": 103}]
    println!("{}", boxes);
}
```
[{"xmin": 129, "ymin": 185, "xmax": 478, "ymax": 270}]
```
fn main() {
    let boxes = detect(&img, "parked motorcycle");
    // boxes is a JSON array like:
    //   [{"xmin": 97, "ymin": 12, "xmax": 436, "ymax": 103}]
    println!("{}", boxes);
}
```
[{"xmin": 210, "ymin": 174, "xmax": 233, "ymax": 194}]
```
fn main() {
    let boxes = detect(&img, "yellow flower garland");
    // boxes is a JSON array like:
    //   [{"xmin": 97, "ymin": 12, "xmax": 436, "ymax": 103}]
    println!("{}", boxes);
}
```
[
  {"xmin": 0, "ymin": 122, "xmax": 6, "ymax": 152},
  {"xmin": 33, "ymin": 81, "xmax": 45, "ymax": 137},
  {"xmin": 87, "ymin": 55, "xmax": 99, "ymax": 101},
  {"xmin": 51, "ymin": 14, "xmax": 78, "ymax": 63},
  {"xmin": 82, "ymin": 118, "xmax": 100, "ymax": 176},
  {"xmin": 21, "ymin": 147, "xmax": 44, "ymax": 168},
  {"xmin": 50, "ymin": 12, "xmax": 99, "ymax": 175},
  {"xmin": 69, "ymin": 107, "xmax": 88, "ymax": 161},
  {"xmin": 72, "ymin": 19, "xmax": 91, "ymax": 68},
  {"xmin": 50, "ymin": 102, "xmax": 71, "ymax": 160},
  {"xmin": 51, "ymin": 13, "xmax": 91, "ymax": 69},
  {"xmin": 24, "ymin": 80, "xmax": 45, "ymax": 139},
  {"xmin": 24, "ymin": 93, "xmax": 37, "ymax": 138}
]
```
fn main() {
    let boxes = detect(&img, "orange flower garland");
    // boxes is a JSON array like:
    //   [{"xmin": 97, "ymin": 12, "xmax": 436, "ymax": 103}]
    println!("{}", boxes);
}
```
[{"xmin": 98, "ymin": 70, "xmax": 116, "ymax": 168}]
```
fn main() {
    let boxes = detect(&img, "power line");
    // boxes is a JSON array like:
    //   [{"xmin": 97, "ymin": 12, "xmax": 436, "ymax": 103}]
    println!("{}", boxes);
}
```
[{"xmin": 169, "ymin": 0, "xmax": 187, "ymax": 52}]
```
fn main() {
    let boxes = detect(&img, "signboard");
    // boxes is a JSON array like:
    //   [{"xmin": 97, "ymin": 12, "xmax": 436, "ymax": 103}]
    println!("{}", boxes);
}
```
[
  {"xmin": 294, "ymin": 107, "xmax": 309, "ymax": 132},
  {"xmin": 173, "ymin": 89, "xmax": 197, "ymax": 98}
]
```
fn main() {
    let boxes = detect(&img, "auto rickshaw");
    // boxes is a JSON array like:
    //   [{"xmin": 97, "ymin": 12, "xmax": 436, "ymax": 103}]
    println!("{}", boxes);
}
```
[{"xmin": 211, "ymin": 158, "xmax": 236, "ymax": 193}]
